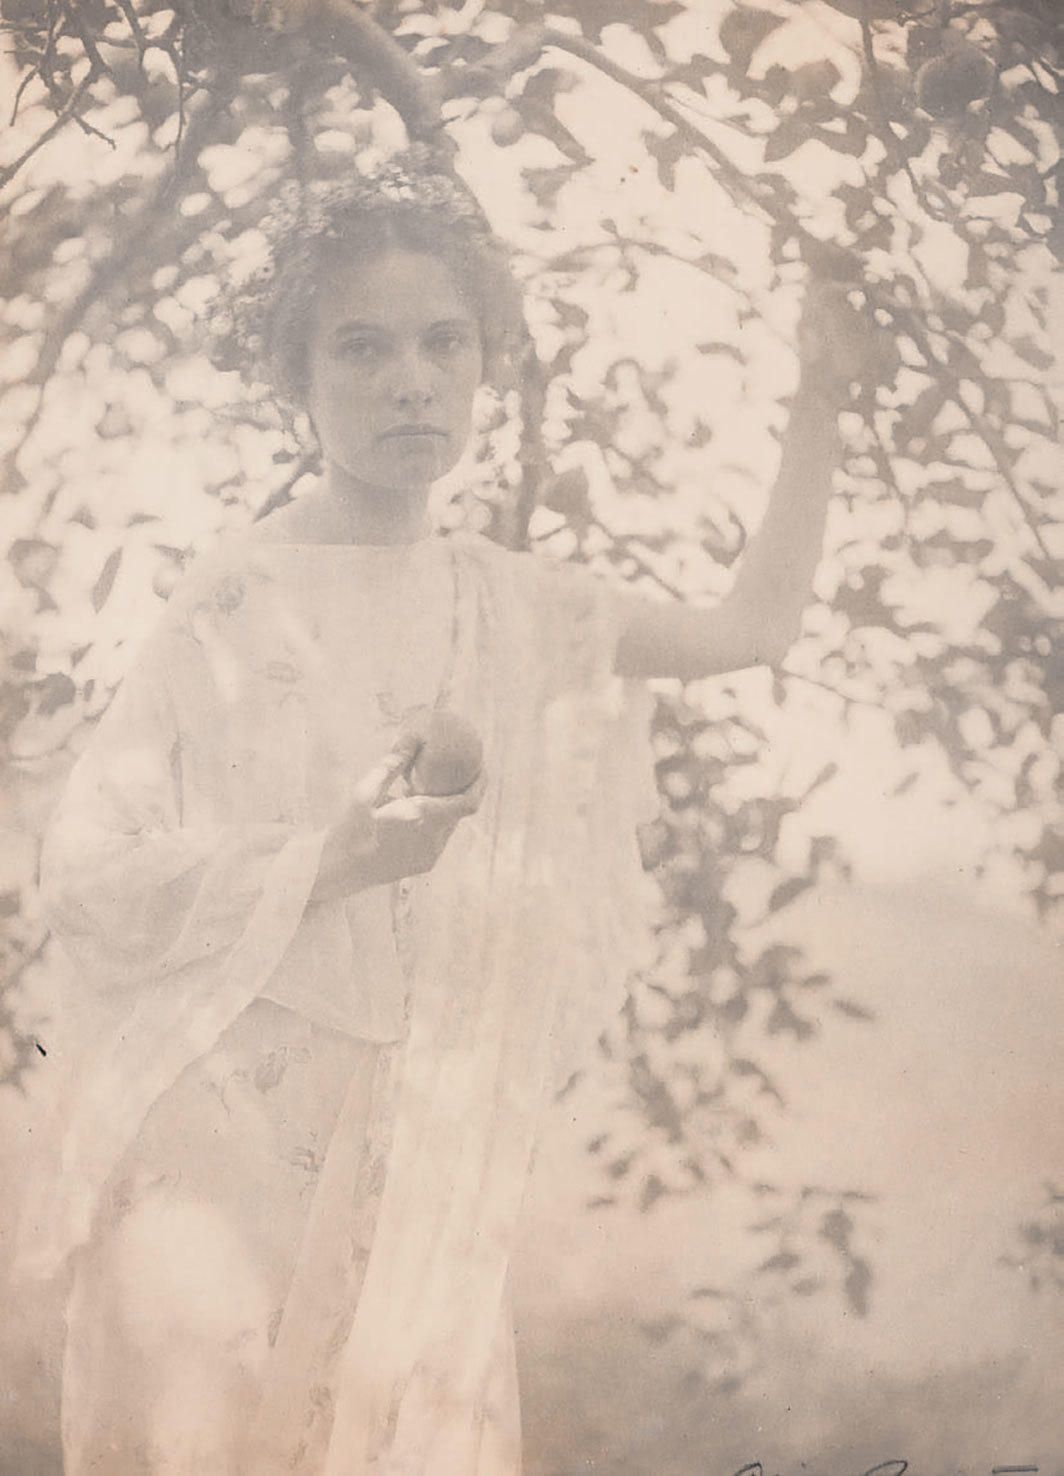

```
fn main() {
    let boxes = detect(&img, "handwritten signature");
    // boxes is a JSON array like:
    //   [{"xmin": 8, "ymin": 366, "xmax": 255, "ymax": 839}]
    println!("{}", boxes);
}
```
[{"xmin": 732, "ymin": 1464, "xmax": 1038, "ymax": 1476}]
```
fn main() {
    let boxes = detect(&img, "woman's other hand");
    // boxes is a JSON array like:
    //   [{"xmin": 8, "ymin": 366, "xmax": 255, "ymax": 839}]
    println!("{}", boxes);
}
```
[
  {"xmin": 365, "ymin": 775, "xmax": 487, "ymax": 886},
  {"xmin": 310, "ymin": 747, "xmax": 486, "ymax": 904}
]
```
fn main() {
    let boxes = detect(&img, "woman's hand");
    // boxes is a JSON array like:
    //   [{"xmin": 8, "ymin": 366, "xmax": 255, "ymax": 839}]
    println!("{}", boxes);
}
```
[{"xmin": 310, "ymin": 740, "xmax": 487, "ymax": 904}]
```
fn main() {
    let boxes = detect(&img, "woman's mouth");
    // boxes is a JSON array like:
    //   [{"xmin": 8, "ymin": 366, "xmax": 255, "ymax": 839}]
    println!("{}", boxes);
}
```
[{"xmin": 379, "ymin": 425, "xmax": 448, "ymax": 443}]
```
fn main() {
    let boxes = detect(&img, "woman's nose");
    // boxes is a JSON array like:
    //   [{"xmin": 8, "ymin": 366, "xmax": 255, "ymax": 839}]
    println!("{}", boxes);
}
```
[{"xmin": 391, "ymin": 350, "xmax": 435, "ymax": 409}]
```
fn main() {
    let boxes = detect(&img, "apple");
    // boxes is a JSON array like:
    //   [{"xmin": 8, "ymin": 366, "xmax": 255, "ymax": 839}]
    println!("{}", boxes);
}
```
[
  {"xmin": 916, "ymin": 41, "xmax": 995, "ymax": 118},
  {"xmin": 820, "ymin": 0, "xmax": 913, "ymax": 21},
  {"xmin": 490, "ymin": 105, "xmax": 526, "ymax": 148},
  {"xmin": 400, "ymin": 708, "xmax": 484, "ymax": 797}
]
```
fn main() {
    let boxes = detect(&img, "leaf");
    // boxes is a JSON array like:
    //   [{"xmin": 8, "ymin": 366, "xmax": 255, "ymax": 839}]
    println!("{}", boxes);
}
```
[
  {"xmin": 819, "ymin": 1207, "xmax": 853, "ymax": 1250},
  {"xmin": 792, "ymin": 1276, "xmax": 826, "ymax": 1297},
  {"xmin": 767, "ymin": 999, "xmax": 815, "ymax": 1040},
  {"xmin": 763, "ymin": 118, "xmax": 809, "ymax": 164},
  {"xmin": 832, "ymin": 998, "xmax": 874, "ymax": 1022},
  {"xmin": 541, "ymin": 465, "xmax": 590, "ymax": 521},
  {"xmin": 36, "ymin": 672, "xmax": 76, "ymax": 716},
  {"xmin": 804, "ymin": 762, "xmax": 838, "ymax": 799},
  {"xmin": 758, "ymin": 1250, "xmax": 801, "ymax": 1274},
  {"xmin": 9, "ymin": 538, "xmax": 58, "ymax": 590},
  {"xmin": 844, "ymin": 1257, "xmax": 873, "ymax": 1316},
  {"xmin": 695, "ymin": 340, "xmax": 744, "ymax": 362},
  {"xmin": 718, "ymin": 8, "xmax": 784, "ymax": 72},
  {"xmin": 91, "ymin": 548, "xmax": 123, "ymax": 612},
  {"xmin": 1010, "ymin": 334, "xmax": 1055, "ymax": 371},
  {"xmin": 767, "ymin": 875, "xmax": 813, "ymax": 915},
  {"xmin": 640, "ymin": 1174, "xmax": 668, "ymax": 1213},
  {"xmin": 642, "ymin": 128, "xmax": 685, "ymax": 191},
  {"xmin": 896, "ymin": 383, "xmax": 948, "ymax": 448}
]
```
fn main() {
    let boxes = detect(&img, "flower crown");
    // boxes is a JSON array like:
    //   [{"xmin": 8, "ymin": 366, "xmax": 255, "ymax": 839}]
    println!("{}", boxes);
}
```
[
  {"xmin": 215, "ymin": 145, "xmax": 516, "ymax": 396},
  {"xmin": 264, "ymin": 145, "xmax": 496, "ymax": 257}
]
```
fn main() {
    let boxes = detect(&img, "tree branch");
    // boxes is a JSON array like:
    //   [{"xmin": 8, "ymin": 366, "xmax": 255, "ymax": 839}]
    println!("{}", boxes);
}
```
[
  {"xmin": 302, "ymin": 0, "xmax": 443, "ymax": 140},
  {"xmin": 61, "ymin": 0, "xmax": 110, "ymax": 78},
  {"xmin": 3, "ymin": 91, "xmax": 235, "ymax": 500},
  {"xmin": 113, "ymin": 0, "xmax": 149, "ymax": 60},
  {"xmin": 0, "ymin": 68, "xmax": 97, "ymax": 191},
  {"xmin": 866, "ymin": 293, "xmax": 1057, "ymax": 564},
  {"xmin": 510, "ymin": 343, "xmax": 550, "ymax": 551},
  {"xmin": 858, "ymin": 11, "xmax": 942, "ymax": 221},
  {"xmin": 9, "ymin": 58, "xmax": 42, "ymax": 126},
  {"xmin": 540, "ymin": 28, "xmax": 784, "ymax": 226}
]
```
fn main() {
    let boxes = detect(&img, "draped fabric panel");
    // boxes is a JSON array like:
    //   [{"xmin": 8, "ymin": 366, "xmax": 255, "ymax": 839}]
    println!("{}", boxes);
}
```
[{"xmin": 17, "ymin": 533, "xmax": 657, "ymax": 1474}]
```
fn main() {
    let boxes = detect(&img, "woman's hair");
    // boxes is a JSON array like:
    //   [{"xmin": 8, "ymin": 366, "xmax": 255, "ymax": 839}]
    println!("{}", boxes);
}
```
[{"xmin": 225, "ymin": 153, "xmax": 527, "ymax": 408}]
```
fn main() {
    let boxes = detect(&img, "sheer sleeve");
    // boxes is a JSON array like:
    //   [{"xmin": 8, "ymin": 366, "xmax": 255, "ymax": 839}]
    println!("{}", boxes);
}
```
[
  {"xmin": 20, "ymin": 568, "xmax": 328, "ymax": 1280},
  {"xmin": 39, "ymin": 607, "xmax": 324, "ymax": 990}
]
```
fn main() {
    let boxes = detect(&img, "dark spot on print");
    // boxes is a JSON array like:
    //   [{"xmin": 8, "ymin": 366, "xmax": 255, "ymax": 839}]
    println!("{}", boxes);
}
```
[
  {"xmin": 253, "ymin": 1051, "xmax": 288, "ymax": 1093},
  {"xmin": 214, "ymin": 575, "xmax": 245, "ymax": 615},
  {"xmin": 289, "ymin": 1146, "xmax": 322, "ymax": 1176}
]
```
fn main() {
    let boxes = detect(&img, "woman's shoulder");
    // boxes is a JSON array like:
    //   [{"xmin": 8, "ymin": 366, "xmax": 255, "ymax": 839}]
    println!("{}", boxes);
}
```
[{"xmin": 155, "ymin": 528, "xmax": 289, "ymax": 629}]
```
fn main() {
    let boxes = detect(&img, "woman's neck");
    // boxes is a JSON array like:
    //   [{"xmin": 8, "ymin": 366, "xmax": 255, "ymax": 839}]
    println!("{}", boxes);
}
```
[{"xmin": 275, "ymin": 471, "xmax": 433, "ymax": 546}]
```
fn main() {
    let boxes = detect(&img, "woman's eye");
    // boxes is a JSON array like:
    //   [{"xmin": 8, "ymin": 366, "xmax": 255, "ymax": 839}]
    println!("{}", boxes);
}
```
[
  {"xmin": 338, "ymin": 337, "xmax": 381, "ymax": 364},
  {"xmin": 427, "ymin": 329, "xmax": 471, "ymax": 358}
]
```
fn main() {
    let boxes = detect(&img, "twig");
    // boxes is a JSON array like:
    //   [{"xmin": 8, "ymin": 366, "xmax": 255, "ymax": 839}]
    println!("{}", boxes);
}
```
[
  {"xmin": 61, "ymin": 0, "xmax": 110, "ymax": 78},
  {"xmin": 74, "ymin": 109, "xmax": 116, "ymax": 149},
  {"xmin": 962, "ymin": 408, "xmax": 1055, "ymax": 563},
  {"xmin": 252, "ymin": 450, "xmax": 320, "ymax": 523},
  {"xmin": 779, "ymin": 668, "xmax": 886, "ymax": 710},
  {"xmin": 589, "ymin": 515, "xmax": 689, "ymax": 600},
  {"xmin": 9, "ymin": 57, "xmax": 42, "ymax": 124},
  {"xmin": 858, "ymin": 11, "xmax": 941, "ymax": 220},
  {"xmin": 540, "ymin": 28, "xmax": 783, "ymax": 226},
  {"xmin": 0, "ymin": 68, "xmax": 96, "ymax": 190},
  {"xmin": 174, "ymin": 26, "xmax": 188, "ymax": 158},
  {"xmin": 510, "ymin": 341, "xmax": 550, "ymax": 551},
  {"xmin": 40, "ymin": 0, "xmax": 60, "ymax": 103},
  {"xmin": 4, "ymin": 91, "xmax": 234, "ymax": 485},
  {"xmin": 871, "ymin": 295, "xmax": 1057, "ymax": 563},
  {"xmin": 114, "ymin": 0, "xmax": 149, "ymax": 60}
]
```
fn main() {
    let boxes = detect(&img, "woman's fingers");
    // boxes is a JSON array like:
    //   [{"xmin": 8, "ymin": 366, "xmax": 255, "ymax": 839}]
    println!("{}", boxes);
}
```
[
  {"xmin": 352, "ymin": 739, "xmax": 419, "ymax": 808},
  {"xmin": 381, "ymin": 772, "xmax": 487, "ymax": 832},
  {"xmin": 432, "ymin": 768, "xmax": 488, "ymax": 818}
]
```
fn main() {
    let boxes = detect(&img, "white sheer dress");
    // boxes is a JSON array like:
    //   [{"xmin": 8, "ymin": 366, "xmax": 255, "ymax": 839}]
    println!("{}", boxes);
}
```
[{"xmin": 23, "ymin": 531, "xmax": 656, "ymax": 1475}]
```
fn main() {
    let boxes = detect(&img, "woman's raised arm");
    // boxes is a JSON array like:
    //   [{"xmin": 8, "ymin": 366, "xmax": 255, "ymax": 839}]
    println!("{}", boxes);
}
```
[{"xmin": 615, "ymin": 280, "xmax": 869, "ymax": 683}]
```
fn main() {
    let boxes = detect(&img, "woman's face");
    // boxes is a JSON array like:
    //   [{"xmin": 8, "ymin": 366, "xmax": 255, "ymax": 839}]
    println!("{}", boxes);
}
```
[{"xmin": 305, "ymin": 248, "xmax": 484, "ymax": 498}]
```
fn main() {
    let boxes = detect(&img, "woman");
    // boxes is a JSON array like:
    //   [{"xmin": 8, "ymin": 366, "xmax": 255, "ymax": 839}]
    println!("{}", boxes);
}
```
[{"xmin": 26, "ymin": 161, "xmax": 857, "ymax": 1475}]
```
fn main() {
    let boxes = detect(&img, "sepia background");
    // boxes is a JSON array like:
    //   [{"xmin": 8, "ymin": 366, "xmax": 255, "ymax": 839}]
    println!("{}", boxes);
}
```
[{"xmin": 1, "ymin": 0, "xmax": 1061, "ymax": 1471}]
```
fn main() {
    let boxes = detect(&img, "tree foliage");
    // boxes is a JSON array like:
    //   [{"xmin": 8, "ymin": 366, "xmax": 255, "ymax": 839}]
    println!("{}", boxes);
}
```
[{"xmin": 1, "ymin": 0, "xmax": 1061, "ymax": 1341}]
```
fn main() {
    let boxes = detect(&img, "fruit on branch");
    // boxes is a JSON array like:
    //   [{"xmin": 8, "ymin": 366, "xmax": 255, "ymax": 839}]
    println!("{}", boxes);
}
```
[
  {"xmin": 541, "ymin": 465, "xmax": 591, "ymax": 520},
  {"xmin": 399, "ymin": 708, "xmax": 483, "ymax": 797},
  {"xmin": 489, "ymin": 103, "xmax": 526, "ymax": 147},
  {"xmin": 819, "ymin": 0, "xmax": 916, "ymax": 21},
  {"xmin": 916, "ymin": 39, "xmax": 995, "ymax": 117}
]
